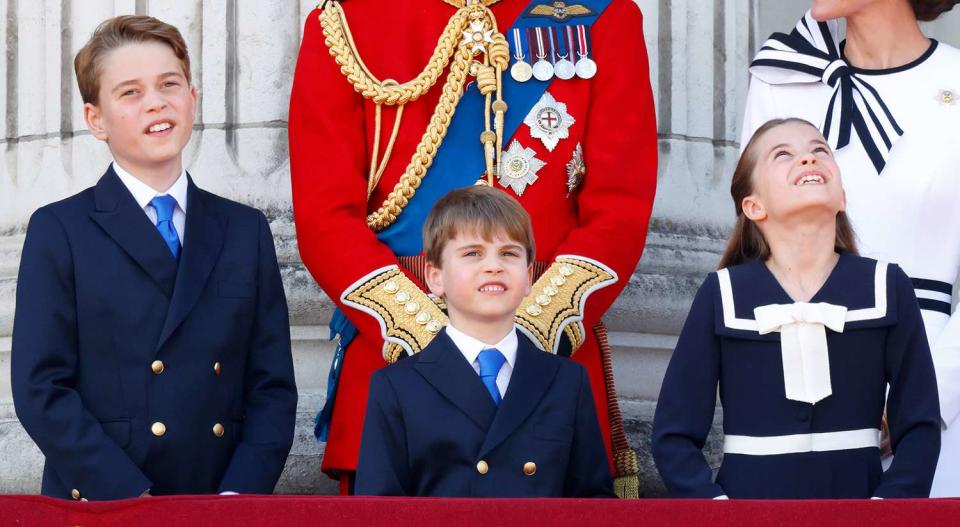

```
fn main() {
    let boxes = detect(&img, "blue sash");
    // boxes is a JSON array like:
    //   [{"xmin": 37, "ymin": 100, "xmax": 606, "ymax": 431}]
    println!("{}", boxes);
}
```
[{"xmin": 317, "ymin": 0, "xmax": 613, "ymax": 441}]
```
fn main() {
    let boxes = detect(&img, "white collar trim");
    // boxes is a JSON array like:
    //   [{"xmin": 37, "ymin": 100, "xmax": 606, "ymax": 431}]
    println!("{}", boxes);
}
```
[{"xmin": 717, "ymin": 261, "xmax": 888, "ymax": 332}]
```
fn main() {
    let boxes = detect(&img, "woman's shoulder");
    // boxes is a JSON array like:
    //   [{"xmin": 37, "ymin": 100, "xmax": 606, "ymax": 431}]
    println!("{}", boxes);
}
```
[
  {"xmin": 924, "ymin": 40, "xmax": 960, "ymax": 80},
  {"xmin": 932, "ymin": 40, "xmax": 960, "ymax": 60}
]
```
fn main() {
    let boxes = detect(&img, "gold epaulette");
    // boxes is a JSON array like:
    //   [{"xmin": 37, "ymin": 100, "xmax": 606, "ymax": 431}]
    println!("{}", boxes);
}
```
[
  {"xmin": 341, "ymin": 266, "xmax": 448, "ymax": 363},
  {"xmin": 515, "ymin": 255, "xmax": 617, "ymax": 355}
]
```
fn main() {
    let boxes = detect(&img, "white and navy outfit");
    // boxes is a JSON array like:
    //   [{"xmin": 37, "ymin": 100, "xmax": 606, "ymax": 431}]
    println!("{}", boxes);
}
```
[
  {"xmin": 742, "ymin": 11, "xmax": 960, "ymax": 497},
  {"xmin": 652, "ymin": 254, "xmax": 940, "ymax": 499}
]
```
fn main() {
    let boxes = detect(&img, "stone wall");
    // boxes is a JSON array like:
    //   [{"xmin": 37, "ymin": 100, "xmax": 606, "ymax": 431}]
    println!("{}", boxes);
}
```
[{"xmin": 1, "ymin": 0, "xmax": 958, "ymax": 496}]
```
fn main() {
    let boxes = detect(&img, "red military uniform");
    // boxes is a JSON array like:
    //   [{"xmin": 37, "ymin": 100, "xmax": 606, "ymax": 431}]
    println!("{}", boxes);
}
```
[{"xmin": 289, "ymin": 0, "xmax": 657, "ymax": 495}]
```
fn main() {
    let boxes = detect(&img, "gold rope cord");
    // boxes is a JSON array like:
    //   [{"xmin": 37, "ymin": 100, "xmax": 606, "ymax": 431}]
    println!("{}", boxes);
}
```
[{"xmin": 319, "ymin": 0, "xmax": 508, "ymax": 231}]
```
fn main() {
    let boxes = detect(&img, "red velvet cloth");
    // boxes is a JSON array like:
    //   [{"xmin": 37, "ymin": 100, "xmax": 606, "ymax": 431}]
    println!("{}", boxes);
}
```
[{"xmin": 1, "ymin": 495, "xmax": 958, "ymax": 526}]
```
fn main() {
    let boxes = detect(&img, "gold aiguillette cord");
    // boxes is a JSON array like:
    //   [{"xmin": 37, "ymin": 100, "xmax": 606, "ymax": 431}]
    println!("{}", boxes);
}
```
[{"xmin": 319, "ymin": 0, "xmax": 507, "ymax": 231}]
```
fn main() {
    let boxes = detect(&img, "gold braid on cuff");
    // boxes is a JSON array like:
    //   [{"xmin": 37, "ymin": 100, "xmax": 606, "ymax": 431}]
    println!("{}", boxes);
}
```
[
  {"xmin": 515, "ymin": 256, "xmax": 617, "ymax": 355},
  {"xmin": 341, "ymin": 266, "xmax": 448, "ymax": 363}
]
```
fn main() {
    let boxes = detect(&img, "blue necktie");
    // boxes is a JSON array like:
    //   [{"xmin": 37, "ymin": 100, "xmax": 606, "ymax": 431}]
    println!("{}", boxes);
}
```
[
  {"xmin": 149, "ymin": 195, "xmax": 181, "ymax": 259},
  {"xmin": 477, "ymin": 348, "xmax": 506, "ymax": 407}
]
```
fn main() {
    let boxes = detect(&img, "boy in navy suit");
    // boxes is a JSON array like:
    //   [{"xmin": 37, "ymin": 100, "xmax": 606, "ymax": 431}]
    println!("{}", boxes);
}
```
[
  {"xmin": 355, "ymin": 185, "xmax": 614, "ymax": 497},
  {"xmin": 11, "ymin": 16, "xmax": 297, "ymax": 500}
]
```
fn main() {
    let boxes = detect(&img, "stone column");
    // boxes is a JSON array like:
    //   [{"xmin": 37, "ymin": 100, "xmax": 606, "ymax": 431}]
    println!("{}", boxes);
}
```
[
  {"xmin": 8, "ymin": 0, "xmax": 955, "ymax": 496},
  {"xmin": 616, "ymin": 0, "xmax": 752, "ymax": 494}
]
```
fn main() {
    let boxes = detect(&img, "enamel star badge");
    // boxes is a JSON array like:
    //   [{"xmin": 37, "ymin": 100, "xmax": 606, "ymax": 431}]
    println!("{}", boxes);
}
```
[
  {"xmin": 565, "ymin": 142, "xmax": 585, "ymax": 197},
  {"xmin": 463, "ymin": 20, "xmax": 494, "ymax": 54},
  {"xmin": 524, "ymin": 91, "xmax": 575, "ymax": 152},
  {"xmin": 499, "ymin": 140, "xmax": 546, "ymax": 196}
]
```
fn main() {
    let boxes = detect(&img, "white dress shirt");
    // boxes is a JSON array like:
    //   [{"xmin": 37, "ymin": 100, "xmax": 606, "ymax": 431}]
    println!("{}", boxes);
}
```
[
  {"xmin": 444, "ymin": 323, "xmax": 517, "ymax": 398},
  {"xmin": 113, "ymin": 161, "xmax": 188, "ymax": 243}
]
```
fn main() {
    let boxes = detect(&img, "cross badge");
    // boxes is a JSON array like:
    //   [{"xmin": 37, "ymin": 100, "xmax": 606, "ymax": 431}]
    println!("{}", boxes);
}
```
[
  {"xmin": 524, "ymin": 91, "xmax": 575, "ymax": 151},
  {"xmin": 498, "ymin": 139, "xmax": 546, "ymax": 196}
]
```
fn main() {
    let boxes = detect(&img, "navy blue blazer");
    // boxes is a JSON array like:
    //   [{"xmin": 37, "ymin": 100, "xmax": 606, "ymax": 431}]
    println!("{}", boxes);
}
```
[
  {"xmin": 11, "ymin": 166, "xmax": 297, "ymax": 500},
  {"xmin": 652, "ymin": 254, "xmax": 940, "ymax": 499},
  {"xmin": 355, "ymin": 329, "xmax": 614, "ymax": 497}
]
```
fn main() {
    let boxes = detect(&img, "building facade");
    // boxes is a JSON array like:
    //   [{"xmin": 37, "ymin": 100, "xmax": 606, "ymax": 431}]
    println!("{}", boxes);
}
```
[{"xmin": 0, "ymin": 0, "xmax": 957, "ymax": 495}]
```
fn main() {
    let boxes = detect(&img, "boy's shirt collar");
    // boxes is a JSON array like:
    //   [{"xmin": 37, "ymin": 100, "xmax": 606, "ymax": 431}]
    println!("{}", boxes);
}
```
[
  {"xmin": 112, "ymin": 161, "xmax": 189, "ymax": 213},
  {"xmin": 445, "ymin": 322, "xmax": 518, "ymax": 370}
]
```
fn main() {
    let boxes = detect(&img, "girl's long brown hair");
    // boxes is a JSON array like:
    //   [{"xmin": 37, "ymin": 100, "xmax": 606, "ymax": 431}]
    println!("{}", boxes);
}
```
[{"xmin": 718, "ymin": 118, "xmax": 858, "ymax": 269}]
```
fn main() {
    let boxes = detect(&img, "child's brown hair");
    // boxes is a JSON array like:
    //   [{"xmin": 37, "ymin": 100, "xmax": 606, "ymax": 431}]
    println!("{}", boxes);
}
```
[
  {"xmin": 718, "ymin": 118, "xmax": 858, "ymax": 269},
  {"xmin": 74, "ymin": 15, "xmax": 191, "ymax": 105},
  {"xmin": 423, "ymin": 185, "xmax": 535, "ymax": 267}
]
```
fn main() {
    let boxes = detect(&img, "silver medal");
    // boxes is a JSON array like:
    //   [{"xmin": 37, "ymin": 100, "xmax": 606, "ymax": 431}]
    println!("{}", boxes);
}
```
[
  {"xmin": 573, "ymin": 25, "xmax": 597, "ymax": 79},
  {"xmin": 499, "ymin": 140, "xmax": 546, "ymax": 197},
  {"xmin": 531, "ymin": 27, "xmax": 554, "ymax": 82},
  {"xmin": 554, "ymin": 58, "xmax": 576, "ymax": 80},
  {"xmin": 554, "ymin": 26, "xmax": 577, "ymax": 81},
  {"xmin": 575, "ymin": 57, "xmax": 597, "ymax": 79},
  {"xmin": 532, "ymin": 59, "xmax": 554, "ymax": 81}
]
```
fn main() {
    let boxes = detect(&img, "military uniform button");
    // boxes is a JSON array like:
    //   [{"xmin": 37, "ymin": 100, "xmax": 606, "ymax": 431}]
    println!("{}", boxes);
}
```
[
  {"xmin": 151, "ymin": 360, "xmax": 165, "ymax": 375},
  {"xmin": 71, "ymin": 488, "xmax": 80, "ymax": 500},
  {"xmin": 151, "ymin": 422, "xmax": 166, "ymax": 437},
  {"xmin": 476, "ymin": 460, "xmax": 489, "ymax": 474},
  {"xmin": 523, "ymin": 462, "xmax": 537, "ymax": 476},
  {"xmin": 214, "ymin": 361, "xmax": 222, "ymax": 375},
  {"xmin": 383, "ymin": 279, "xmax": 400, "ymax": 294},
  {"xmin": 213, "ymin": 423, "xmax": 225, "ymax": 437}
]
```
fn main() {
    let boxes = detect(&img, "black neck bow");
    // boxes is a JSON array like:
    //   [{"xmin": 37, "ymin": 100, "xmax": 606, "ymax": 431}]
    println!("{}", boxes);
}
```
[{"xmin": 750, "ymin": 11, "xmax": 904, "ymax": 174}]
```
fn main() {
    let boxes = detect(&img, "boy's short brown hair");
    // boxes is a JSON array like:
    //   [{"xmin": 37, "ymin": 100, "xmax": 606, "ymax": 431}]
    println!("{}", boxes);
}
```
[
  {"xmin": 74, "ymin": 15, "xmax": 191, "ymax": 105},
  {"xmin": 423, "ymin": 185, "xmax": 535, "ymax": 266}
]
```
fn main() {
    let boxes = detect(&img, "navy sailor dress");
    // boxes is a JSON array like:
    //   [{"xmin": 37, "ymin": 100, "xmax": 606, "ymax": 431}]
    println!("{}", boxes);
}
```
[{"xmin": 652, "ymin": 253, "xmax": 941, "ymax": 499}]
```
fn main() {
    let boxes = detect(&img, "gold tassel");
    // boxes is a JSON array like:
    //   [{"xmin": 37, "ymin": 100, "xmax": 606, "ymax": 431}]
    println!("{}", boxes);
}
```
[
  {"xmin": 613, "ymin": 474, "xmax": 640, "ymax": 499},
  {"xmin": 613, "ymin": 448, "xmax": 640, "ymax": 499}
]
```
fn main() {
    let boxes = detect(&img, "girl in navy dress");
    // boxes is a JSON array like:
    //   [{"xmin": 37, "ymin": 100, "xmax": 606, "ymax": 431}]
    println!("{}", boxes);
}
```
[
  {"xmin": 652, "ymin": 118, "xmax": 941, "ymax": 499},
  {"xmin": 742, "ymin": 1, "xmax": 960, "ymax": 496}
]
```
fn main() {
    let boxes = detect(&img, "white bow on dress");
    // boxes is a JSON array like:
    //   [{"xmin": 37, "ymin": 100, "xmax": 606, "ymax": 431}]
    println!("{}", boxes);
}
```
[{"xmin": 754, "ymin": 302, "xmax": 848, "ymax": 404}]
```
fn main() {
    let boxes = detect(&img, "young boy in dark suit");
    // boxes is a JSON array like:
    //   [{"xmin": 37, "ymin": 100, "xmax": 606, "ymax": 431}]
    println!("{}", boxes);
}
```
[
  {"xmin": 11, "ymin": 16, "xmax": 297, "ymax": 500},
  {"xmin": 355, "ymin": 185, "xmax": 614, "ymax": 497}
]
